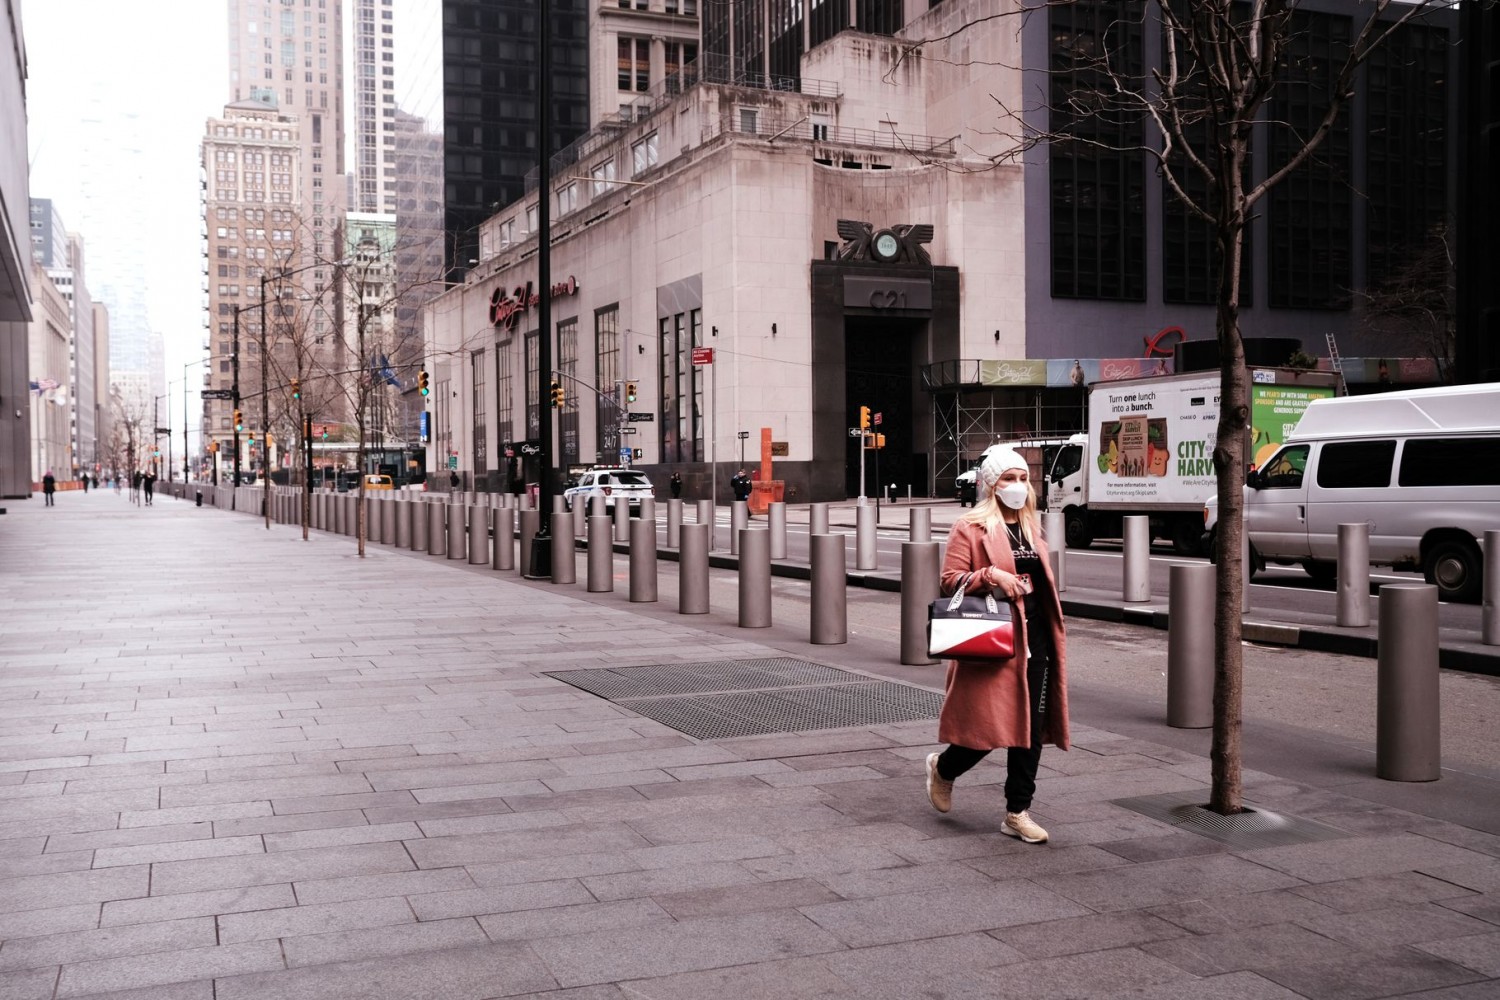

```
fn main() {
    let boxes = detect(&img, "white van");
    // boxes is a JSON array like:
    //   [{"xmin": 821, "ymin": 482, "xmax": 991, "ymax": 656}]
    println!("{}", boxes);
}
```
[{"xmin": 1205, "ymin": 383, "xmax": 1499, "ymax": 602}]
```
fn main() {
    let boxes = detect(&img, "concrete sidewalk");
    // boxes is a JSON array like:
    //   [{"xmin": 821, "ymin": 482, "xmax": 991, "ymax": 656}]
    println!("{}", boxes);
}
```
[{"xmin": 1, "ymin": 491, "xmax": 1497, "ymax": 1000}]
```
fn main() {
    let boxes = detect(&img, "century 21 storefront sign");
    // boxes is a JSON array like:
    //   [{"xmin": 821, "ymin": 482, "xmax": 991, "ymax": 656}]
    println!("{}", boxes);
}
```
[{"xmin": 489, "ymin": 276, "xmax": 580, "ymax": 332}]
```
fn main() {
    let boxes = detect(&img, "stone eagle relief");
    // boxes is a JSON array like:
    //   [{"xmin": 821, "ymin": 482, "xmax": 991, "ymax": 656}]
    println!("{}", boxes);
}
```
[{"xmin": 835, "ymin": 220, "xmax": 935, "ymax": 265}]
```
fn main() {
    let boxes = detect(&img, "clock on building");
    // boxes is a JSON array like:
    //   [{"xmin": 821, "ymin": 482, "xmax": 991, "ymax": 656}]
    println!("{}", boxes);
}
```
[{"xmin": 871, "ymin": 230, "xmax": 901, "ymax": 261}]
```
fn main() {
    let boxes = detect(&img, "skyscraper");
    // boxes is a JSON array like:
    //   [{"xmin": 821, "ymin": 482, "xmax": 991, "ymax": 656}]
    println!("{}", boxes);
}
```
[{"xmin": 353, "ymin": 0, "xmax": 398, "ymax": 214}]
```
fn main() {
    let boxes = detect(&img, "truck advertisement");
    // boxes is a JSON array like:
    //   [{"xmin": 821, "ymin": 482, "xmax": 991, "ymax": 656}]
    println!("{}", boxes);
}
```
[{"xmin": 1054, "ymin": 367, "xmax": 1341, "ymax": 554}]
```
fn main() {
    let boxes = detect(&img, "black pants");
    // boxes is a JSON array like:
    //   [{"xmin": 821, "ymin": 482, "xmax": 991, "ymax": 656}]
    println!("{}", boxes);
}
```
[{"xmin": 936, "ymin": 615, "xmax": 1051, "ymax": 814}]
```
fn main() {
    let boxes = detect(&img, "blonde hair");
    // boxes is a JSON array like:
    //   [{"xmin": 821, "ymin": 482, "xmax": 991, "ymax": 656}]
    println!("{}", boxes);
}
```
[{"xmin": 959, "ymin": 477, "xmax": 1042, "ymax": 547}]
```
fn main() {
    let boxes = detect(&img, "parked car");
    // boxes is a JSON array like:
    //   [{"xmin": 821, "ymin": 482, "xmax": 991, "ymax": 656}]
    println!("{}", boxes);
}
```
[{"xmin": 563, "ymin": 467, "xmax": 655, "ymax": 512}]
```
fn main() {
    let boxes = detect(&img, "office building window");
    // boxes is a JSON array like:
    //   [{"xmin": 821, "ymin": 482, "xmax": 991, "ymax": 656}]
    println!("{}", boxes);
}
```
[
  {"xmin": 472, "ymin": 349, "xmax": 487, "ymax": 476},
  {"xmin": 495, "ymin": 342, "xmax": 514, "ymax": 463},
  {"xmin": 525, "ymin": 329, "xmax": 539, "ymax": 441},
  {"xmin": 618, "ymin": 37, "xmax": 649, "ymax": 92},
  {"xmin": 658, "ymin": 308, "xmax": 703, "ymax": 462},
  {"xmin": 1048, "ymin": 0, "xmax": 1146, "ymax": 301},
  {"xmin": 595, "ymin": 306, "xmax": 621, "ymax": 464},
  {"xmin": 1269, "ymin": 8, "xmax": 1352, "ymax": 309}
]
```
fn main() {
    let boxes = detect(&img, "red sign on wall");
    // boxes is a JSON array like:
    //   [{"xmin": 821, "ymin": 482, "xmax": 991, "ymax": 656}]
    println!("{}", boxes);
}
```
[
  {"xmin": 488, "ymin": 275, "xmax": 580, "ymax": 331},
  {"xmin": 691, "ymin": 347, "xmax": 714, "ymax": 365}
]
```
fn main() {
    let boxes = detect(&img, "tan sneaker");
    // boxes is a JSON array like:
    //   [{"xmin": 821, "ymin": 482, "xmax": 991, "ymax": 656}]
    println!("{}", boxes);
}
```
[
  {"xmin": 1002, "ymin": 810, "xmax": 1048, "ymax": 844},
  {"xmin": 925, "ymin": 753, "xmax": 953, "ymax": 813}
]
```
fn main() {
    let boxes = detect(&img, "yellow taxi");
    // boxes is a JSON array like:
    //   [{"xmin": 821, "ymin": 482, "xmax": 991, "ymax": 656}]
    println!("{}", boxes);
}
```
[{"xmin": 362, "ymin": 474, "xmax": 394, "ymax": 491}]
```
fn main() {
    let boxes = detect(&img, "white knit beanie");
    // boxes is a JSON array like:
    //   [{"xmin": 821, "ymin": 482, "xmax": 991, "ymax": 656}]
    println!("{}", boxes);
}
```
[{"xmin": 978, "ymin": 447, "xmax": 1028, "ymax": 493}]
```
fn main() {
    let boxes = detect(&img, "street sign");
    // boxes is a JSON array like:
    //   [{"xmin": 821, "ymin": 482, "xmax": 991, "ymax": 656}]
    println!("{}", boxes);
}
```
[
  {"xmin": 201, "ymin": 388, "xmax": 234, "ymax": 400},
  {"xmin": 154, "ymin": 427, "xmax": 172, "ymax": 435},
  {"xmin": 873, "ymin": 412, "xmax": 883, "ymax": 426},
  {"xmin": 691, "ymin": 347, "xmax": 714, "ymax": 365},
  {"xmin": 620, "ymin": 447, "xmax": 633, "ymax": 462},
  {"xmin": 626, "ymin": 412, "xmax": 654, "ymax": 422},
  {"xmin": 447, "ymin": 455, "xmax": 458, "ymax": 469},
  {"xmin": 848, "ymin": 427, "xmax": 863, "ymax": 438},
  {"xmin": 617, "ymin": 426, "xmax": 637, "ymax": 435}
]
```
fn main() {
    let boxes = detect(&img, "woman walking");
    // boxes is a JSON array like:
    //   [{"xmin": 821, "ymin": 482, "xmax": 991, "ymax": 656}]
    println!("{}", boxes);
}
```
[{"xmin": 925, "ymin": 447, "xmax": 1070, "ymax": 843}]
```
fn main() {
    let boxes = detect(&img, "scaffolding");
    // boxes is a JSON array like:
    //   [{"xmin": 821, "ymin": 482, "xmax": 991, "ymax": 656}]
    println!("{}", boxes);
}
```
[{"xmin": 929, "ymin": 386, "xmax": 1089, "ymax": 495}]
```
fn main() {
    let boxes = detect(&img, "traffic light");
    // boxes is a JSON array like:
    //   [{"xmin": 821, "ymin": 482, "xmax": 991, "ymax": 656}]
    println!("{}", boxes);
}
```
[
  {"xmin": 209, "ymin": 441, "xmax": 219, "ymax": 455},
  {"xmin": 321, "ymin": 429, "xmax": 329, "ymax": 441},
  {"xmin": 875, "ymin": 433, "xmax": 886, "ymax": 450},
  {"xmin": 625, "ymin": 380, "xmax": 637, "ymax": 404},
  {"xmin": 859, "ymin": 405, "xmax": 871, "ymax": 430},
  {"xmin": 418, "ymin": 369, "xmax": 430, "ymax": 396},
  {"xmin": 291, "ymin": 378, "xmax": 300, "ymax": 400},
  {"xmin": 550, "ymin": 379, "xmax": 564, "ymax": 408},
  {"xmin": 234, "ymin": 409, "xmax": 243, "ymax": 432}
]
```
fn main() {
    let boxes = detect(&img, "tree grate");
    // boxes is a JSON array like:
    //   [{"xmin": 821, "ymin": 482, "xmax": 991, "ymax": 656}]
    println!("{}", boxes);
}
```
[
  {"xmin": 544, "ymin": 658, "xmax": 943, "ymax": 741},
  {"xmin": 1112, "ymin": 789, "xmax": 1351, "ymax": 850}
]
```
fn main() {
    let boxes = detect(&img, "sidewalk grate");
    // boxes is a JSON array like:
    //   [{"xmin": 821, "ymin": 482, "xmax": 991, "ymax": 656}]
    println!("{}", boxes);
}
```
[
  {"xmin": 544, "ymin": 658, "xmax": 943, "ymax": 740},
  {"xmin": 1112, "ymin": 789, "xmax": 1351, "ymax": 850}
]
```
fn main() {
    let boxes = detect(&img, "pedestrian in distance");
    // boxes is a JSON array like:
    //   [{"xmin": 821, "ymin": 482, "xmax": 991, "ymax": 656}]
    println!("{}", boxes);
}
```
[
  {"xmin": 730, "ymin": 468, "xmax": 751, "ymax": 502},
  {"xmin": 670, "ymin": 471, "xmax": 682, "ymax": 499},
  {"xmin": 130, "ymin": 471, "xmax": 141, "ymax": 505},
  {"xmin": 42, "ymin": 470, "xmax": 56, "ymax": 507},
  {"xmin": 143, "ymin": 471, "xmax": 156, "ymax": 506},
  {"xmin": 925, "ymin": 446, "xmax": 1070, "ymax": 845},
  {"xmin": 81, "ymin": 474, "xmax": 89, "ymax": 493},
  {"xmin": 449, "ymin": 469, "xmax": 460, "ymax": 491}
]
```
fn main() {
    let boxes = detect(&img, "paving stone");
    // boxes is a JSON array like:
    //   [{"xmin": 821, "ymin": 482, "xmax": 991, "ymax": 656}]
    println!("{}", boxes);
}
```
[
  {"xmin": 214, "ymin": 940, "xmax": 558, "ymax": 1000},
  {"xmin": 281, "ymin": 915, "xmax": 488, "ymax": 967},
  {"xmin": 625, "ymin": 835, "xmax": 787, "ymax": 870},
  {"xmin": 1141, "ymin": 921, "xmax": 1360, "ymax": 976},
  {"xmin": 815, "ymin": 861, "xmax": 993, "ymax": 899},
  {"xmin": 0, "ymin": 967, "xmax": 58, "ymax": 1000},
  {"xmin": 116, "ymin": 801, "xmax": 271, "ymax": 829},
  {"xmin": 0, "ymin": 916, "xmax": 215, "ymax": 972},
  {"xmin": 1146, "ymin": 887, "xmax": 1341, "ymax": 934},
  {"xmin": 100, "ymin": 884, "xmax": 295, "ymax": 927},
  {"xmin": 1423, "ymin": 858, "xmax": 1500, "ymax": 894},
  {"xmin": 0, "ymin": 904, "xmax": 101, "ymax": 941},
  {"xmin": 1037, "ymin": 854, "xmax": 1303, "ymax": 913},
  {"xmin": 406, "ymin": 878, "xmax": 594, "ymax": 920},
  {"xmin": 971, "ymin": 946, "xmax": 1194, "ymax": 998},
  {"xmin": 1439, "ymin": 894, "xmax": 1500, "ymax": 927},
  {"xmin": 1304, "ymin": 902, "xmax": 1497, "ymax": 949},
  {"xmin": 406, "ymin": 823, "xmax": 650, "ymax": 868},
  {"xmin": 476, "ymin": 898, "xmax": 672, "ymax": 943},
  {"xmin": 742, "ymin": 845, "xmax": 912, "ymax": 881},
  {"xmin": 54, "ymin": 940, "xmax": 286, "ymax": 998},
  {"xmin": 799, "ymin": 881, "xmax": 1092, "ymax": 948},
  {"xmin": 529, "ymin": 909, "xmax": 847, "ymax": 988},
  {"xmin": 464, "ymin": 851, "xmax": 642, "ymax": 888},
  {"xmin": 92, "ymin": 834, "xmax": 264, "ymax": 869},
  {"xmin": 1289, "ymin": 871, "xmax": 1479, "ymax": 913},
  {"xmin": 616, "ymin": 955, "xmax": 847, "ymax": 1000},
  {"xmin": 992, "ymin": 909, "xmax": 1191, "ymax": 959},
  {"xmin": 57, "ymin": 981, "xmax": 212, "ymax": 1000},
  {"xmin": 1416, "ymin": 932, "xmax": 1500, "ymax": 978},
  {"xmin": 148, "ymin": 841, "xmax": 413, "ymax": 895},
  {"xmin": 211, "ymin": 809, "xmax": 369, "ymax": 838},
  {"xmin": 654, "ymin": 877, "xmax": 844, "ymax": 919},
  {"xmin": 292, "ymin": 865, "xmax": 477, "ymax": 905},
  {"xmin": 0, "ymin": 851, "xmax": 94, "ymax": 878},
  {"xmin": 0, "ymin": 865, "xmax": 149, "ymax": 915},
  {"xmin": 270, "ymin": 790, "xmax": 417, "ymax": 814},
  {"xmin": 965, "ymin": 844, "xmax": 1133, "ymax": 880},
  {"xmin": 215, "ymin": 896, "xmax": 416, "ymax": 943},
  {"xmin": 1243, "ymin": 834, "xmax": 1493, "ymax": 884},
  {"xmin": 262, "ymin": 820, "xmax": 419, "ymax": 852},
  {"xmin": 1259, "ymin": 947, "xmax": 1486, "ymax": 1000},
  {"xmin": 1080, "ymin": 970, "xmax": 1307, "ymax": 1000},
  {"xmin": 43, "ymin": 823, "xmax": 215, "ymax": 855}
]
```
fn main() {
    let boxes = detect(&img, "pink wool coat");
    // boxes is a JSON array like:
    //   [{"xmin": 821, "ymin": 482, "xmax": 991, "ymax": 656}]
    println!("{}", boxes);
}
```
[{"xmin": 937, "ymin": 517, "xmax": 1071, "ymax": 752}]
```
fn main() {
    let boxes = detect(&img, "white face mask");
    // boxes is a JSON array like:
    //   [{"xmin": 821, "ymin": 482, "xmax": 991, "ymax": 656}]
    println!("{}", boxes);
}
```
[{"xmin": 997, "ymin": 482, "xmax": 1030, "ymax": 510}]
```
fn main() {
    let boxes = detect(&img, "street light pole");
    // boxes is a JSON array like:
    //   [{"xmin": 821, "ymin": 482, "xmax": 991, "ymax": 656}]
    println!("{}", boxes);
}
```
[
  {"xmin": 527, "ymin": 0, "xmax": 555, "ymax": 578},
  {"xmin": 231, "ymin": 304, "xmax": 245, "ymax": 495},
  {"xmin": 260, "ymin": 274, "xmax": 270, "ymax": 531}
]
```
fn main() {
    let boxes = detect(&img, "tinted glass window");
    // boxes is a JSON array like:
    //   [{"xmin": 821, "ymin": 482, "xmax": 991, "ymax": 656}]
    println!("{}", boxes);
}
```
[
  {"xmin": 1399, "ymin": 438, "xmax": 1500, "ymax": 486},
  {"xmin": 1050, "ymin": 445, "xmax": 1083, "ymax": 481},
  {"xmin": 1316, "ymin": 440, "xmax": 1396, "ymax": 489},
  {"xmin": 613, "ymin": 472, "xmax": 650, "ymax": 486},
  {"xmin": 1260, "ymin": 445, "xmax": 1309, "ymax": 489}
]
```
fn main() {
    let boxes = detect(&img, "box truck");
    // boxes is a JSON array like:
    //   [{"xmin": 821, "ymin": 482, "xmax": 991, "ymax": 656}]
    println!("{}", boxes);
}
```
[{"xmin": 1046, "ymin": 368, "xmax": 1340, "ymax": 554}]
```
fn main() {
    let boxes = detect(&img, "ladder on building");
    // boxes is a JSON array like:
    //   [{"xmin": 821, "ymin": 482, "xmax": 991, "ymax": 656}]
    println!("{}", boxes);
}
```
[{"xmin": 1325, "ymin": 332, "xmax": 1349, "ymax": 395}]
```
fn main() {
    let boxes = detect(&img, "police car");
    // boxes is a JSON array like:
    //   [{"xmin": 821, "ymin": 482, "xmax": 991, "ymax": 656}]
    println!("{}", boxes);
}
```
[{"xmin": 563, "ymin": 467, "xmax": 655, "ymax": 512}]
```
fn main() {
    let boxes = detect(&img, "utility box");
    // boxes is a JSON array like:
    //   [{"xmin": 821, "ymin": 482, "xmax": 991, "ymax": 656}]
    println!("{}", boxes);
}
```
[{"xmin": 748, "ymin": 480, "xmax": 784, "ymax": 515}]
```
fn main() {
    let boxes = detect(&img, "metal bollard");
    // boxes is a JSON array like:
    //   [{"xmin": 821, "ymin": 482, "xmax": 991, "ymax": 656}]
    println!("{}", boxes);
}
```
[
  {"xmin": 468, "ymin": 505, "xmax": 488, "ymax": 564},
  {"xmin": 551, "ymin": 512, "xmax": 576, "ymax": 584},
  {"xmin": 1042, "ymin": 511, "xmax": 1066, "ymax": 592},
  {"xmin": 1167, "ymin": 564, "xmax": 1214, "ymax": 728},
  {"xmin": 1484, "ymin": 531, "xmax": 1499, "ymax": 646},
  {"xmin": 909, "ymin": 507, "xmax": 930, "ymax": 544},
  {"xmin": 1122, "ymin": 515, "xmax": 1150, "ymax": 602},
  {"xmin": 552, "ymin": 494, "xmax": 567, "ymax": 515},
  {"xmin": 368, "ymin": 497, "xmax": 383, "ymax": 543},
  {"xmin": 447, "ymin": 499, "xmax": 466, "ymax": 560},
  {"xmin": 332, "ymin": 493, "xmax": 343, "ymax": 535},
  {"xmin": 638, "ymin": 496, "xmax": 656, "ymax": 531},
  {"xmin": 426, "ymin": 500, "xmax": 446, "ymax": 556},
  {"xmin": 613, "ymin": 499, "xmax": 629, "ymax": 543},
  {"xmin": 666, "ymin": 498, "xmax": 682, "ymax": 548},
  {"xmin": 395, "ymin": 498, "xmax": 411, "ymax": 548},
  {"xmin": 901, "ymin": 541, "xmax": 941, "ymax": 665},
  {"xmin": 856, "ymin": 504, "xmax": 877, "ymax": 571},
  {"xmin": 738, "ymin": 529, "xmax": 771, "ymax": 627},
  {"xmin": 809, "ymin": 533, "xmax": 847, "ymax": 644},
  {"xmin": 696, "ymin": 499, "xmax": 715, "ymax": 550},
  {"xmin": 492, "ymin": 507, "xmax": 514, "ymax": 571},
  {"xmin": 345, "ymin": 495, "xmax": 356, "ymax": 537},
  {"xmin": 412, "ymin": 498, "xmax": 428, "ymax": 552},
  {"xmin": 810, "ymin": 502, "xmax": 828, "ymax": 537},
  {"xmin": 679, "ymin": 523, "xmax": 710, "ymax": 614},
  {"xmin": 730, "ymin": 501, "xmax": 748, "ymax": 556},
  {"xmin": 1376, "ymin": 584, "xmax": 1441, "ymax": 781},
  {"xmin": 382, "ymin": 496, "xmax": 397, "ymax": 545},
  {"xmin": 629, "ymin": 516, "xmax": 658, "ymax": 602},
  {"xmin": 572, "ymin": 496, "xmax": 586, "ymax": 540},
  {"xmin": 588, "ymin": 515, "xmax": 613, "ymax": 592},
  {"xmin": 1336, "ymin": 523, "xmax": 1371, "ymax": 627},
  {"xmin": 768, "ymin": 502, "xmax": 787, "ymax": 560},
  {"xmin": 517, "ymin": 508, "xmax": 539, "ymax": 574}
]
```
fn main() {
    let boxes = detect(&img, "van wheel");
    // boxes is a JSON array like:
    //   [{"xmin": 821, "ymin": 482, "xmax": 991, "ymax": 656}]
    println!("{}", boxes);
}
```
[
  {"xmin": 1301, "ymin": 560, "xmax": 1337, "ymax": 587},
  {"xmin": 1423, "ymin": 539, "xmax": 1482, "ymax": 603},
  {"xmin": 1064, "ymin": 509, "xmax": 1093, "ymax": 549}
]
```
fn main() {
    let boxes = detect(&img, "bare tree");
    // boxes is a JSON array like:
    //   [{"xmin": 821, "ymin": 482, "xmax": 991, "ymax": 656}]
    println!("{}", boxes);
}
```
[
  {"xmin": 1360, "ymin": 220, "xmax": 1456, "ymax": 380},
  {"xmin": 906, "ymin": 0, "xmax": 1457, "ymax": 813}
]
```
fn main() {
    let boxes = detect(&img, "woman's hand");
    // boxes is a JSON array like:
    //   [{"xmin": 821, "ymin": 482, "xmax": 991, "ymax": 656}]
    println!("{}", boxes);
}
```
[{"xmin": 983, "ymin": 566, "xmax": 1030, "ymax": 601}]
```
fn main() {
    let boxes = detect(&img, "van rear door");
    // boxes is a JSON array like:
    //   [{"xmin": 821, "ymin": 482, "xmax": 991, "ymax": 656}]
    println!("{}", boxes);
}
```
[{"xmin": 1304, "ymin": 439, "xmax": 1398, "ymax": 563}]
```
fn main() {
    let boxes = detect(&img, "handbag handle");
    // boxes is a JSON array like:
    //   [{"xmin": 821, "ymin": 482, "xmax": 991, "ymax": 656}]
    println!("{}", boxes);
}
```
[{"xmin": 946, "ymin": 572, "xmax": 1000, "ymax": 615}]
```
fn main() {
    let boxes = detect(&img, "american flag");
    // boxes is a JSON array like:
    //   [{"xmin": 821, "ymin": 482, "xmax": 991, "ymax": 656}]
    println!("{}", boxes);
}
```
[{"xmin": 29, "ymin": 378, "xmax": 59, "ymax": 393}]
